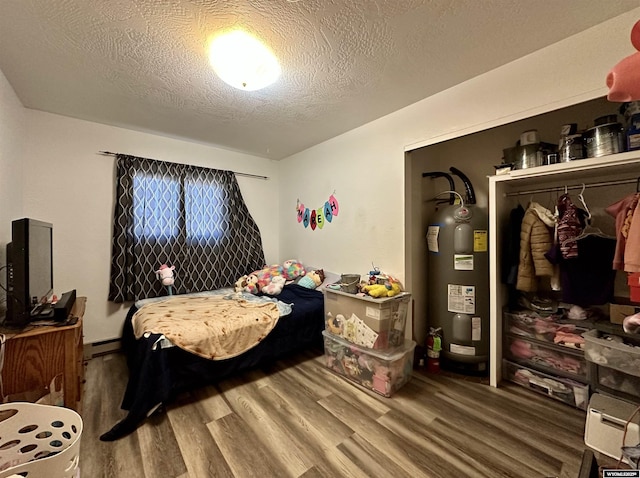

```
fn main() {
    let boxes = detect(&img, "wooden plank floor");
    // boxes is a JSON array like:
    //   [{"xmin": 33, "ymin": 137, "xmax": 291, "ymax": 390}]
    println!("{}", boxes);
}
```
[{"xmin": 80, "ymin": 349, "xmax": 595, "ymax": 477}]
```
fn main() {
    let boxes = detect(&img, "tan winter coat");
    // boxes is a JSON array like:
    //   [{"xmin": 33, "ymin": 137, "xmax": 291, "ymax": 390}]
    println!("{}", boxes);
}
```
[{"xmin": 516, "ymin": 202, "xmax": 556, "ymax": 292}]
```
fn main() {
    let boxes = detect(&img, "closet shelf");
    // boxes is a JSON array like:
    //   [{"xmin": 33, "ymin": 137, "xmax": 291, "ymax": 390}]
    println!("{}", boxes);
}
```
[{"xmin": 490, "ymin": 150, "xmax": 640, "ymax": 185}]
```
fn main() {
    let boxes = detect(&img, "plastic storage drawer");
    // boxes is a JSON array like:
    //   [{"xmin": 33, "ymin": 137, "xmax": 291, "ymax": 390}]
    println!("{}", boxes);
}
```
[
  {"xmin": 590, "ymin": 362, "xmax": 640, "ymax": 402},
  {"xmin": 322, "ymin": 330, "xmax": 415, "ymax": 397},
  {"xmin": 504, "ymin": 311, "xmax": 588, "ymax": 349},
  {"xmin": 504, "ymin": 334, "xmax": 587, "ymax": 382},
  {"xmin": 503, "ymin": 359, "xmax": 588, "ymax": 410},
  {"xmin": 583, "ymin": 328, "xmax": 640, "ymax": 378}
]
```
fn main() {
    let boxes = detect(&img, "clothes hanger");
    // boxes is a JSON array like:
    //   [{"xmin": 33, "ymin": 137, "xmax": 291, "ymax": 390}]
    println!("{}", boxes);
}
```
[{"xmin": 571, "ymin": 184, "xmax": 616, "ymax": 241}]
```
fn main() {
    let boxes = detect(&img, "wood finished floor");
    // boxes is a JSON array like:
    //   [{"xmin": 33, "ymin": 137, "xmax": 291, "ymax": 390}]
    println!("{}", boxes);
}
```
[{"xmin": 80, "ymin": 349, "xmax": 593, "ymax": 478}]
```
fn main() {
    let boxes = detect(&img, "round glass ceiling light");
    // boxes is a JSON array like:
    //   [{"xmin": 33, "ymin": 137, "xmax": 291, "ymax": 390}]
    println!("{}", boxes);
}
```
[{"xmin": 208, "ymin": 30, "xmax": 281, "ymax": 91}]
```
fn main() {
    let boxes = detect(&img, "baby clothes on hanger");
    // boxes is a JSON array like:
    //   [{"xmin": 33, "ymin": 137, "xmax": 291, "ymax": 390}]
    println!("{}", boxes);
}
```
[{"xmin": 556, "ymin": 193, "xmax": 583, "ymax": 259}]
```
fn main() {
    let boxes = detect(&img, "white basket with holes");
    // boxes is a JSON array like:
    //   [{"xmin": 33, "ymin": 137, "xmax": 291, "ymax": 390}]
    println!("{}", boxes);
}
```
[{"xmin": 0, "ymin": 402, "xmax": 82, "ymax": 478}]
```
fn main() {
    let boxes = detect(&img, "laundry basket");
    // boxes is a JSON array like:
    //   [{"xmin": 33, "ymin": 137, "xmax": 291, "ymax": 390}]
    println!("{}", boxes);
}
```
[{"xmin": 0, "ymin": 402, "xmax": 82, "ymax": 478}]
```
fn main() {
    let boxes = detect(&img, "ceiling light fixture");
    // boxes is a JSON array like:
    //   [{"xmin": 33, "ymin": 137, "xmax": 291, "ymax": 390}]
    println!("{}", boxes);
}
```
[{"xmin": 208, "ymin": 30, "xmax": 281, "ymax": 91}]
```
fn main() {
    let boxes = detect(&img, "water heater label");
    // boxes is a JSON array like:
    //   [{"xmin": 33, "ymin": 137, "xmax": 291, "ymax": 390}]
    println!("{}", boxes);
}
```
[
  {"xmin": 426, "ymin": 225, "xmax": 440, "ymax": 252},
  {"xmin": 472, "ymin": 316, "xmax": 481, "ymax": 341},
  {"xmin": 447, "ymin": 284, "xmax": 475, "ymax": 314},
  {"xmin": 450, "ymin": 343, "xmax": 475, "ymax": 356},
  {"xmin": 454, "ymin": 254, "xmax": 473, "ymax": 270},
  {"xmin": 474, "ymin": 230, "xmax": 488, "ymax": 252}
]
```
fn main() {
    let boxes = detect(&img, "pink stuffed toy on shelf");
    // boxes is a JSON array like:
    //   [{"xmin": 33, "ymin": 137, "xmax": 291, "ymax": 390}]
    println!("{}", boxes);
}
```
[{"xmin": 607, "ymin": 19, "xmax": 640, "ymax": 102}]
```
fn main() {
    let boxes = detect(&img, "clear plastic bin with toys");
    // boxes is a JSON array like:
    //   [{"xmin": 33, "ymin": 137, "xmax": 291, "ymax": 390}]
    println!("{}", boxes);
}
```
[
  {"xmin": 323, "ymin": 288, "xmax": 410, "ymax": 349},
  {"xmin": 322, "ymin": 330, "xmax": 416, "ymax": 397}
]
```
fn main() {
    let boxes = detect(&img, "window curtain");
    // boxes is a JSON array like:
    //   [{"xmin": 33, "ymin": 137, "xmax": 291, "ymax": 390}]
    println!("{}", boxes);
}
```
[{"xmin": 108, "ymin": 154, "xmax": 266, "ymax": 302}]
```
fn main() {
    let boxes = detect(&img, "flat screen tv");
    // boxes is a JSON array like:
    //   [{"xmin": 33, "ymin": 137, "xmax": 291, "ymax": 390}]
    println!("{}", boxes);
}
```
[{"xmin": 5, "ymin": 218, "xmax": 54, "ymax": 327}]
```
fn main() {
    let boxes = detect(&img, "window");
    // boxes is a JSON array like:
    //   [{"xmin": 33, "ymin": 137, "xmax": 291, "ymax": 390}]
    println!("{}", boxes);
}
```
[{"xmin": 109, "ymin": 154, "xmax": 266, "ymax": 302}]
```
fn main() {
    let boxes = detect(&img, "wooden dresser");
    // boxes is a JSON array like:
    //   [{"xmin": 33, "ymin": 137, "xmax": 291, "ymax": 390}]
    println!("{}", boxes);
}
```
[{"xmin": 0, "ymin": 297, "xmax": 86, "ymax": 413}]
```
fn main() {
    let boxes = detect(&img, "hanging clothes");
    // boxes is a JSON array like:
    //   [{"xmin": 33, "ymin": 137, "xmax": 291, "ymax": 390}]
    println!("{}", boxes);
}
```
[
  {"xmin": 606, "ymin": 192, "xmax": 640, "ymax": 270},
  {"xmin": 516, "ymin": 202, "xmax": 556, "ymax": 292},
  {"xmin": 556, "ymin": 193, "xmax": 584, "ymax": 259},
  {"xmin": 625, "ymin": 199, "xmax": 640, "ymax": 272},
  {"xmin": 546, "ymin": 234, "xmax": 617, "ymax": 306},
  {"xmin": 502, "ymin": 204, "xmax": 525, "ymax": 285}
]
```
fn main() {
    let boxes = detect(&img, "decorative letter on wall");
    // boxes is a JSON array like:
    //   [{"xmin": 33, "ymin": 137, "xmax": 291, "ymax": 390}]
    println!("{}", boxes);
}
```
[{"xmin": 297, "ymin": 194, "xmax": 339, "ymax": 230}]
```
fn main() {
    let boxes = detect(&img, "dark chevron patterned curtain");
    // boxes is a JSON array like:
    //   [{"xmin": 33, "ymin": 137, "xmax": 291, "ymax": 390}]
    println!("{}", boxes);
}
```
[{"xmin": 108, "ymin": 154, "xmax": 266, "ymax": 303}]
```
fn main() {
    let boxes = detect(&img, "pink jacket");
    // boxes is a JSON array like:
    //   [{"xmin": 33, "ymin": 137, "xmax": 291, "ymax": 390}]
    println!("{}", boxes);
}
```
[
  {"xmin": 606, "ymin": 193, "xmax": 640, "ymax": 270},
  {"xmin": 625, "ymin": 200, "xmax": 640, "ymax": 272}
]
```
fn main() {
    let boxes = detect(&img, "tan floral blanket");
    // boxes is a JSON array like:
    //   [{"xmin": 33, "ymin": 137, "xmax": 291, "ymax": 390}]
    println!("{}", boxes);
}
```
[{"xmin": 131, "ymin": 295, "xmax": 280, "ymax": 360}]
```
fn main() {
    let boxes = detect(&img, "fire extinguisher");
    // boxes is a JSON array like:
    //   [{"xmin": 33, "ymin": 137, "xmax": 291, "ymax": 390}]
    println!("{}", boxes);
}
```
[{"xmin": 426, "ymin": 327, "xmax": 442, "ymax": 373}]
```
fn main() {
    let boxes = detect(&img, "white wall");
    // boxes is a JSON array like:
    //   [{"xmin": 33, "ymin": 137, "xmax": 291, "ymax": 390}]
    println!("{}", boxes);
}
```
[
  {"xmin": 0, "ymin": 69, "xmax": 26, "ymax": 268},
  {"xmin": 279, "ymin": 8, "xmax": 640, "ymax": 343},
  {"xmin": 0, "ymin": 69, "xmax": 26, "ymax": 317},
  {"xmin": 19, "ymin": 111, "xmax": 279, "ymax": 343}
]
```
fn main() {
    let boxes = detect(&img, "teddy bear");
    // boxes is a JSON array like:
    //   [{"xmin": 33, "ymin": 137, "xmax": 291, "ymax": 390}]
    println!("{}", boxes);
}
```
[
  {"xmin": 261, "ymin": 275, "xmax": 286, "ymax": 295},
  {"xmin": 296, "ymin": 269, "xmax": 325, "ymax": 289},
  {"xmin": 244, "ymin": 273, "xmax": 259, "ymax": 295}
]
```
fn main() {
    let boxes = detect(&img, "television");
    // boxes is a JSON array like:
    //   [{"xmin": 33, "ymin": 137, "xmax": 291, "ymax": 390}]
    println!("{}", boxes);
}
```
[{"xmin": 5, "ymin": 218, "xmax": 54, "ymax": 327}]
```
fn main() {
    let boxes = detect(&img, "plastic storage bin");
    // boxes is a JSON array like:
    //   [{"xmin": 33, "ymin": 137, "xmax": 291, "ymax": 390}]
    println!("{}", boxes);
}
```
[
  {"xmin": 503, "ymin": 311, "xmax": 587, "ymax": 349},
  {"xmin": 504, "ymin": 334, "xmax": 587, "ymax": 381},
  {"xmin": 590, "ymin": 362, "xmax": 640, "ymax": 401},
  {"xmin": 323, "ymin": 288, "xmax": 410, "ymax": 349},
  {"xmin": 322, "ymin": 330, "xmax": 415, "ymax": 397},
  {"xmin": 583, "ymin": 329, "xmax": 640, "ymax": 378},
  {"xmin": 0, "ymin": 402, "xmax": 82, "ymax": 478},
  {"xmin": 503, "ymin": 359, "xmax": 589, "ymax": 410},
  {"xmin": 585, "ymin": 393, "xmax": 640, "ymax": 464}
]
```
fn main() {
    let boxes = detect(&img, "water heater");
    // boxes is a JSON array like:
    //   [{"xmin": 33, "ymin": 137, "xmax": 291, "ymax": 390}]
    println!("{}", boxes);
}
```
[{"xmin": 425, "ymin": 168, "xmax": 489, "ymax": 372}]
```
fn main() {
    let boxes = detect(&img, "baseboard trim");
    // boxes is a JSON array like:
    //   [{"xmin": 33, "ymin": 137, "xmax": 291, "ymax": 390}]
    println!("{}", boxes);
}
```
[{"xmin": 84, "ymin": 338, "xmax": 121, "ymax": 359}]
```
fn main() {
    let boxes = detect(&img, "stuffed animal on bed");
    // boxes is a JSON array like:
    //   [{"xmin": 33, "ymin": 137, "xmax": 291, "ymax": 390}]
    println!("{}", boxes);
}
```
[
  {"xmin": 244, "ymin": 273, "xmax": 259, "ymax": 294},
  {"xmin": 283, "ymin": 259, "xmax": 306, "ymax": 281},
  {"xmin": 234, "ymin": 275, "xmax": 248, "ymax": 292},
  {"xmin": 296, "ymin": 269, "xmax": 325, "ymax": 289},
  {"xmin": 236, "ymin": 260, "xmax": 307, "ymax": 295},
  {"xmin": 248, "ymin": 264, "xmax": 284, "ymax": 292},
  {"xmin": 262, "ymin": 275, "xmax": 286, "ymax": 295}
]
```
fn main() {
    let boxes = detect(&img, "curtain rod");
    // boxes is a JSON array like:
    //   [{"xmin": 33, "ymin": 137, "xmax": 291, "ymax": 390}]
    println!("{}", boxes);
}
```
[
  {"xmin": 98, "ymin": 151, "xmax": 269, "ymax": 180},
  {"xmin": 505, "ymin": 177, "xmax": 639, "ymax": 197}
]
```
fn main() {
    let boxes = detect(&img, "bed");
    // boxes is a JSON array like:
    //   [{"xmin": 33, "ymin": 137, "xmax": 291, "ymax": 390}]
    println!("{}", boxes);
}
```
[{"xmin": 100, "ymin": 282, "xmax": 325, "ymax": 441}]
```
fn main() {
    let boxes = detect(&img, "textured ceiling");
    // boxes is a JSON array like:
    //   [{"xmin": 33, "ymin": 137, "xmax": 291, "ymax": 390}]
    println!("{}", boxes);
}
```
[{"xmin": 0, "ymin": 1, "xmax": 638, "ymax": 160}]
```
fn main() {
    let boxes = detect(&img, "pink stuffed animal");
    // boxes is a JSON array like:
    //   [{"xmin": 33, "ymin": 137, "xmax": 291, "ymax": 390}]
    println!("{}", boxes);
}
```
[
  {"xmin": 156, "ymin": 264, "xmax": 175, "ymax": 286},
  {"xmin": 156, "ymin": 264, "xmax": 176, "ymax": 295},
  {"xmin": 607, "ymin": 19, "xmax": 640, "ymax": 102}
]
